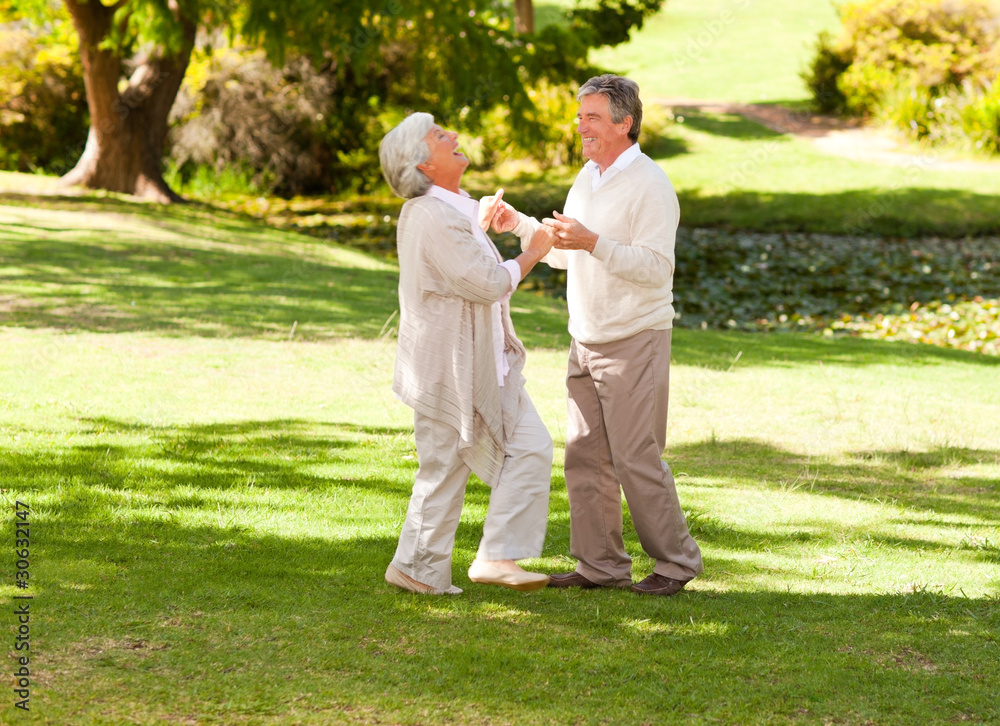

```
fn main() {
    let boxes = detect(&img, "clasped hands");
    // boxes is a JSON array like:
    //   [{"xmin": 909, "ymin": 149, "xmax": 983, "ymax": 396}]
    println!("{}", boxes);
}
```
[{"xmin": 480, "ymin": 188, "xmax": 598, "ymax": 253}]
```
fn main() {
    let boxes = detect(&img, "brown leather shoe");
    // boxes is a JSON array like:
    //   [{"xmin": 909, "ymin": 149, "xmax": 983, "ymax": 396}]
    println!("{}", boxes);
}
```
[
  {"xmin": 631, "ymin": 572, "xmax": 690, "ymax": 596},
  {"xmin": 547, "ymin": 571, "xmax": 602, "ymax": 589}
]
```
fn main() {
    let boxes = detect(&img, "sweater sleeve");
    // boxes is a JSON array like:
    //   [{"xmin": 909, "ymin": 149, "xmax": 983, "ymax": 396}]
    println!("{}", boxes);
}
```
[
  {"xmin": 415, "ymin": 204, "xmax": 513, "ymax": 304},
  {"xmin": 588, "ymin": 178, "xmax": 676, "ymax": 288}
]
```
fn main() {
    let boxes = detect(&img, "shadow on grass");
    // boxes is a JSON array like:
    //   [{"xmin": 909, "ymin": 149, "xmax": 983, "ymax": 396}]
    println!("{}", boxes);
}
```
[
  {"xmin": 0, "ymin": 217, "xmax": 400, "ymax": 340},
  {"xmin": 640, "ymin": 125, "xmax": 691, "ymax": 160},
  {"xmin": 671, "ymin": 437, "xmax": 1000, "ymax": 534},
  {"xmin": 0, "ymin": 192, "xmax": 571, "ymax": 349},
  {"xmin": 676, "ymin": 109, "xmax": 788, "ymax": 141},
  {"xmin": 678, "ymin": 185, "xmax": 1000, "ymax": 237},
  {"xmin": 18, "ymin": 479, "xmax": 1000, "ymax": 724},
  {"xmin": 671, "ymin": 327, "xmax": 1000, "ymax": 369},
  {"xmin": 2, "ymin": 418, "xmax": 417, "ymax": 499},
  {"xmin": 3, "ymin": 412, "xmax": 998, "ymax": 721},
  {"xmin": 0, "ymin": 192, "xmax": 284, "ymax": 236}
]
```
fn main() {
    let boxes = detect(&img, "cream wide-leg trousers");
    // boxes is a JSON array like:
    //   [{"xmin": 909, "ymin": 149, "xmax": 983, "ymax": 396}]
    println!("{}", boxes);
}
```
[{"xmin": 390, "ymin": 387, "xmax": 553, "ymax": 592}]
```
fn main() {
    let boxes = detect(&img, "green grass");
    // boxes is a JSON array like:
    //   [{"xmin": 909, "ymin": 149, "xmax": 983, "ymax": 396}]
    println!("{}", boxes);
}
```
[
  {"xmin": 2, "ymin": 191, "xmax": 999, "ymax": 725},
  {"xmin": 656, "ymin": 109, "xmax": 1000, "ymax": 236},
  {"xmin": 527, "ymin": 2, "xmax": 1000, "ymax": 238},
  {"xmin": 541, "ymin": 0, "xmax": 841, "ymax": 103}
]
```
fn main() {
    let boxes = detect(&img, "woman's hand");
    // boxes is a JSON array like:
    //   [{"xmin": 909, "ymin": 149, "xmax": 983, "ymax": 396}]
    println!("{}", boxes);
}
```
[
  {"xmin": 542, "ymin": 211, "xmax": 599, "ymax": 253},
  {"xmin": 527, "ymin": 223, "xmax": 556, "ymax": 259},
  {"xmin": 491, "ymin": 202, "xmax": 520, "ymax": 234},
  {"xmin": 513, "ymin": 224, "xmax": 556, "ymax": 280},
  {"xmin": 478, "ymin": 188, "xmax": 506, "ymax": 232}
]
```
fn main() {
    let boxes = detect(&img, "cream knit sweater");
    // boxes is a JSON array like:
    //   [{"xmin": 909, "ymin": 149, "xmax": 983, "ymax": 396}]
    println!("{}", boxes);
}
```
[{"xmin": 518, "ymin": 153, "xmax": 679, "ymax": 345}]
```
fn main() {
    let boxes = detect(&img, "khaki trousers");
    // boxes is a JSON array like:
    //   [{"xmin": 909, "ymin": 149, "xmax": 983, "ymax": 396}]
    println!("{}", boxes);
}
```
[
  {"xmin": 391, "ymin": 387, "xmax": 552, "ymax": 591},
  {"xmin": 564, "ymin": 328, "xmax": 703, "ymax": 586}
]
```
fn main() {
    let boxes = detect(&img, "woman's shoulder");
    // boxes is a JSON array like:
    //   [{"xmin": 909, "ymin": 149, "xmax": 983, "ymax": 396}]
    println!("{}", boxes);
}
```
[
  {"xmin": 400, "ymin": 195, "xmax": 470, "ymax": 234},
  {"xmin": 403, "ymin": 194, "xmax": 460, "ymax": 217}
]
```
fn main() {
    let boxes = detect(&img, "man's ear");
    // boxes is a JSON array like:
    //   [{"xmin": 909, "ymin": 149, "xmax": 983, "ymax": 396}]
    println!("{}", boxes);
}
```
[{"xmin": 622, "ymin": 116, "xmax": 633, "ymax": 136}]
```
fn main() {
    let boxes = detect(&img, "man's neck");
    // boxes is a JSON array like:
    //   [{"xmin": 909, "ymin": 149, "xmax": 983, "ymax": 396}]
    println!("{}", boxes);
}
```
[{"xmin": 593, "ymin": 142, "xmax": 636, "ymax": 174}]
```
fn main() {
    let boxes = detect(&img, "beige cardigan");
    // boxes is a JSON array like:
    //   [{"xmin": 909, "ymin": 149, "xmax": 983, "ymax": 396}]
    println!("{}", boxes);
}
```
[{"xmin": 393, "ymin": 195, "xmax": 528, "ymax": 488}]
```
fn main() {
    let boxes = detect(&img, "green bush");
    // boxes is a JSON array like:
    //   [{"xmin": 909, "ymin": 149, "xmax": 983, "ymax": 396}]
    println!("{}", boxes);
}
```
[
  {"xmin": 801, "ymin": 31, "xmax": 851, "ymax": 114},
  {"xmin": 805, "ymin": 0, "xmax": 1000, "ymax": 154},
  {"xmin": 961, "ymin": 77, "xmax": 1000, "ymax": 153},
  {"xmin": 669, "ymin": 229, "xmax": 1000, "ymax": 333},
  {"xmin": 837, "ymin": 0, "xmax": 1000, "ymax": 114},
  {"xmin": 167, "ymin": 21, "xmax": 598, "ymax": 198},
  {"xmin": 0, "ymin": 24, "xmax": 88, "ymax": 175},
  {"xmin": 472, "ymin": 79, "xmax": 583, "ymax": 170},
  {"xmin": 167, "ymin": 46, "xmax": 380, "ymax": 196},
  {"xmin": 878, "ymin": 77, "xmax": 932, "ymax": 138}
]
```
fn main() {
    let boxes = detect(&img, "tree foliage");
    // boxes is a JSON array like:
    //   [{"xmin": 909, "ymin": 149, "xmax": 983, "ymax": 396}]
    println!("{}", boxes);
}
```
[
  {"xmin": 0, "ymin": 13, "xmax": 88, "ymax": 174},
  {"xmin": 1, "ymin": 0, "xmax": 666, "ymax": 199},
  {"xmin": 568, "ymin": 0, "xmax": 663, "ymax": 47}
]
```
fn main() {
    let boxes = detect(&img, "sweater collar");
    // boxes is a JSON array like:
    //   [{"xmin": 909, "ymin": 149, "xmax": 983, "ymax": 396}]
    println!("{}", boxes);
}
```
[{"xmin": 585, "ymin": 142, "xmax": 642, "ymax": 182}]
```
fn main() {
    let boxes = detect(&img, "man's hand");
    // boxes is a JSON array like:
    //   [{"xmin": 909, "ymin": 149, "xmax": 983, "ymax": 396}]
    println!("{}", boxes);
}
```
[{"xmin": 542, "ymin": 211, "xmax": 598, "ymax": 253}]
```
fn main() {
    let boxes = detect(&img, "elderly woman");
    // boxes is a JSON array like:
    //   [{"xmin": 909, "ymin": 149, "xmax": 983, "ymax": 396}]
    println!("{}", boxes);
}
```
[{"xmin": 379, "ymin": 112, "xmax": 556, "ymax": 594}]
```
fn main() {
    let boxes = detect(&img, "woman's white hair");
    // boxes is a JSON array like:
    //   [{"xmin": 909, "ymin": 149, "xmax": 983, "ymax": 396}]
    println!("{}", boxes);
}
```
[{"xmin": 379, "ymin": 112, "xmax": 435, "ymax": 199}]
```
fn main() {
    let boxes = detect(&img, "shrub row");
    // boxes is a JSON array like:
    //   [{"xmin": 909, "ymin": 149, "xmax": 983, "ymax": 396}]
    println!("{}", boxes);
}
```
[
  {"xmin": 1, "ymin": 14, "xmax": 595, "ymax": 197},
  {"xmin": 830, "ymin": 297, "xmax": 1000, "ymax": 355},
  {"xmin": 669, "ymin": 229, "xmax": 1000, "ymax": 337}
]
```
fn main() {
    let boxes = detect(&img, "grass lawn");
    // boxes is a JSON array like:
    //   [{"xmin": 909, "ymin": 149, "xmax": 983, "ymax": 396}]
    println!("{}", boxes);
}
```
[
  {"xmin": 2, "ymin": 192, "xmax": 999, "ymax": 725},
  {"xmin": 540, "ymin": 0, "xmax": 841, "ymax": 103},
  {"xmin": 513, "ymin": 2, "xmax": 1000, "ymax": 237},
  {"xmin": 654, "ymin": 109, "xmax": 1000, "ymax": 237}
]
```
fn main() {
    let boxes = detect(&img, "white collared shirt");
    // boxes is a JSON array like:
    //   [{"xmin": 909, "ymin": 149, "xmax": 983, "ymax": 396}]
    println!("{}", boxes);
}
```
[
  {"xmin": 585, "ymin": 142, "xmax": 642, "ymax": 191},
  {"xmin": 425, "ymin": 185, "xmax": 521, "ymax": 386}
]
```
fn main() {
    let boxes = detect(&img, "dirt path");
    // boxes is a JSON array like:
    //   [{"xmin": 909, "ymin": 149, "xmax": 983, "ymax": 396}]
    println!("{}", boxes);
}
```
[{"xmin": 655, "ymin": 97, "xmax": 1000, "ymax": 173}]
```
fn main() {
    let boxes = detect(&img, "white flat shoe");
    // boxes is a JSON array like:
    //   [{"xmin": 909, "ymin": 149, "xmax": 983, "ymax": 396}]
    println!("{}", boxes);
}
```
[
  {"xmin": 467, "ymin": 560, "xmax": 550, "ymax": 592},
  {"xmin": 385, "ymin": 564, "xmax": 462, "ymax": 595}
]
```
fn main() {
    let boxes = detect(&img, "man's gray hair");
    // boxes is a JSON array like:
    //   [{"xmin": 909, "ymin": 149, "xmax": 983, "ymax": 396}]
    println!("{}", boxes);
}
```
[
  {"xmin": 577, "ymin": 74, "xmax": 643, "ymax": 143},
  {"xmin": 379, "ymin": 112, "xmax": 435, "ymax": 199}
]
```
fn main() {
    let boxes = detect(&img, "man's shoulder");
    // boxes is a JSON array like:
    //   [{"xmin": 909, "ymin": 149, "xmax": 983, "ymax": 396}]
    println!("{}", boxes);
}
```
[
  {"xmin": 629, "ymin": 154, "xmax": 673, "ymax": 185},
  {"xmin": 571, "ymin": 165, "xmax": 591, "ymax": 186}
]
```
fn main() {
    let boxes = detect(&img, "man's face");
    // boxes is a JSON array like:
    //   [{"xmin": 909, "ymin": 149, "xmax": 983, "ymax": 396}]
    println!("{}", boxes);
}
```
[
  {"xmin": 576, "ymin": 93, "xmax": 632, "ymax": 169},
  {"xmin": 418, "ymin": 124, "xmax": 469, "ymax": 189}
]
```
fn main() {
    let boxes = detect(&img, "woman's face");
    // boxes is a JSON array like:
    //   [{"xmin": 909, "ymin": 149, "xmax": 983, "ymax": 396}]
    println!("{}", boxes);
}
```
[{"xmin": 417, "ymin": 124, "xmax": 469, "ymax": 192}]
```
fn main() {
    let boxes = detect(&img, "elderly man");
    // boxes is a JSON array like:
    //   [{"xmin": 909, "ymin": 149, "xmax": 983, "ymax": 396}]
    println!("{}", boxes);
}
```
[
  {"xmin": 378, "ymin": 112, "xmax": 557, "ymax": 595},
  {"xmin": 507, "ymin": 74, "xmax": 703, "ymax": 595}
]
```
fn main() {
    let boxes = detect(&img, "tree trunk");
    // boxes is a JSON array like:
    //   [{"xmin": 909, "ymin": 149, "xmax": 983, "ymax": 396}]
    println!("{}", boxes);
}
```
[
  {"xmin": 514, "ymin": 0, "xmax": 535, "ymax": 34},
  {"xmin": 61, "ymin": 0, "xmax": 195, "ymax": 203}
]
